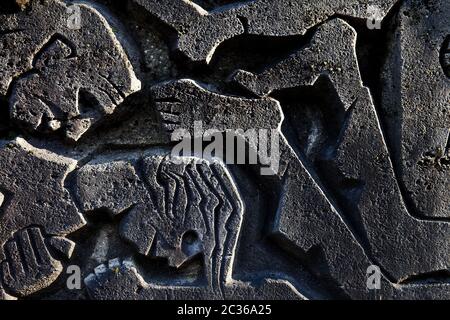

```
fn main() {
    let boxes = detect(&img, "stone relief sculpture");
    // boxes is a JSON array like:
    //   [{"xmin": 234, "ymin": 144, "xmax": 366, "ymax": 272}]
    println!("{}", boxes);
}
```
[
  {"xmin": 0, "ymin": 0, "xmax": 448, "ymax": 300},
  {"xmin": 0, "ymin": 0, "xmax": 141, "ymax": 141}
]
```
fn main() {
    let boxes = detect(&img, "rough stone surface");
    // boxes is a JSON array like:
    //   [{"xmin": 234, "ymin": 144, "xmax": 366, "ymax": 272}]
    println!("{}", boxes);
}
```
[
  {"xmin": 80, "ymin": 152, "xmax": 304, "ymax": 299},
  {"xmin": 0, "ymin": 0, "xmax": 448, "ymax": 300},
  {"xmin": 133, "ymin": 0, "xmax": 398, "ymax": 63},
  {"xmin": 0, "ymin": 0, "xmax": 141, "ymax": 141},
  {"xmin": 0, "ymin": 138, "xmax": 85, "ymax": 296},
  {"xmin": 381, "ymin": 0, "xmax": 449, "ymax": 219}
]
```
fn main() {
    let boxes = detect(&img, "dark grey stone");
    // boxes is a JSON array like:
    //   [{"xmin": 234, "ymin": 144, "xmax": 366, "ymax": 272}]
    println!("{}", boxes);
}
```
[
  {"xmin": 79, "ymin": 151, "xmax": 304, "ymax": 299},
  {"xmin": 0, "ymin": 0, "xmax": 448, "ymax": 301},
  {"xmin": 0, "ymin": 0, "xmax": 141, "ymax": 141},
  {"xmin": 381, "ymin": 0, "xmax": 449, "ymax": 219},
  {"xmin": 133, "ymin": 0, "xmax": 397, "ymax": 63}
]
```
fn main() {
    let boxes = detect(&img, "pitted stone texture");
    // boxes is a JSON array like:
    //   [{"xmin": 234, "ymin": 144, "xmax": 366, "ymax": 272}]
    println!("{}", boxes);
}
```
[
  {"xmin": 233, "ymin": 18, "xmax": 362, "ymax": 107},
  {"xmin": 77, "ymin": 153, "xmax": 244, "ymax": 278},
  {"xmin": 151, "ymin": 79, "xmax": 282, "ymax": 135},
  {"xmin": 0, "ymin": 0, "xmax": 448, "ymax": 302},
  {"xmin": 76, "ymin": 152, "xmax": 148, "ymax": 216},
  {"xmin": 151, "ymin": 88, "xmax": 449, "ymax": 299},
  {"xmin": 85, "ymin": 258, "xmax": 306, "ymax": 300},
  {"xmin": 125, "ymin": 155, "xmax": 243, "ymax": 281},
  {"xmin": 231, "ymin": 17, "xmax": 450, "ymax": 282},
  {"xmin": 133, "ymin": 0, "xmax": 397, "ymax": 63},
  {"xmin": 0, "ymin": 0, "xmax": 141, "ymax": 141},
  {"xmin": 317, "ymin": 87, "xmax": 449, "ymax": 283},
  {"xmin": 48, "ymin": 236, "xmax": 76, "ymax": 260},
  {"xmin": 381, "ymin": 0, "xmax": 450, "ymax": 218},
  {"xmin": 0, "ymin": 138, "xmax": 84, "ymax": 297},
  {"xmin": 0, "ymin": 138, "xmax": 85, "ymax": 260},
  {"xmin": 78, "ymin": 152, "xmax": 304, "ymax": 299},
  {"xmin": 133, "ymin": 0, "xmax": 244, "ymax": 63},
  {"xmin": 228, "ymin": 0, "xmax": 397, "ymax": 37},
  {"xmin": 273, "ymin": 155, "xmax": 450, "ymax": 300},
  {"xmin": 150, "ymin": 19, "xmax": 450, "ymax": 297},
  {"xmin": 1, "ymin": 228, "xmax": 63, "ymax": 297},
  {"xmin": 77, "ymin": 154, "xmax": 242, "ymax": 296},
  {"xmin": 152, "ymin": 79, "xmax": 286, "ymax": 177}
]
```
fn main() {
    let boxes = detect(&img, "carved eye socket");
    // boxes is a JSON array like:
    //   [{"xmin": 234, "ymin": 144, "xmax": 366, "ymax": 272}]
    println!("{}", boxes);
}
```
[
  {"xmin": 181, "ymin": 230, "xmax": 202, "ymax": 256},
  {"xmin": 182, "ymin": 230, "xmax": 199, "ymax": 245}
]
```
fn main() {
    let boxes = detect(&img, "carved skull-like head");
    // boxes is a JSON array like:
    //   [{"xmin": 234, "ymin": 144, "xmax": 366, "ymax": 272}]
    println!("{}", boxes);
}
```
[
  {"xmin": 76, "ymin": 152, "xmax": 243, "ymax": 285},
  {"xmin": 0, "ymin": 0, "xmax": 141, "ymax": 141},
  {"xmin": 120, "ymin": 156, "xmax": 244, "ymax": 271}
]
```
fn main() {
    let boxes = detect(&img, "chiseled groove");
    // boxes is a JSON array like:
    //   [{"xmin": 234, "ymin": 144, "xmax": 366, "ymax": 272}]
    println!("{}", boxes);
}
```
[
  {"xmin": 155, "ymin": 158, "xmax": 171, "ymax": 221},
  {"xmin": 136, "ymin": 157, "xmax": 165, "ymax": 222},
  {"xmin": 186, "ymin": 164, "xmax": 213, "ymax": 235},
  {"xmin": 178, "ymin": 165, "xmax": 203, "ymax": 229},
  {"xmin": 160, "ymin": 166, "xmax": 177, "ymax": 221},
  {"xmin": 166, "ymin": 169, "xmax": 187, "ymax": 224},
  {"xmin": 210, "ymin": 164, "xmax": 240, "ymax": 297},
  {"xmin": 186, "ymin": 163, "xmax": 218, "ymax": 290},
  {"xmin": 32, "ymin": 33, "xmax": 78, "ymax": 68},
  {"xmin": 196, "ymin": 164, "xmax": 223, "ymax": 295}
]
